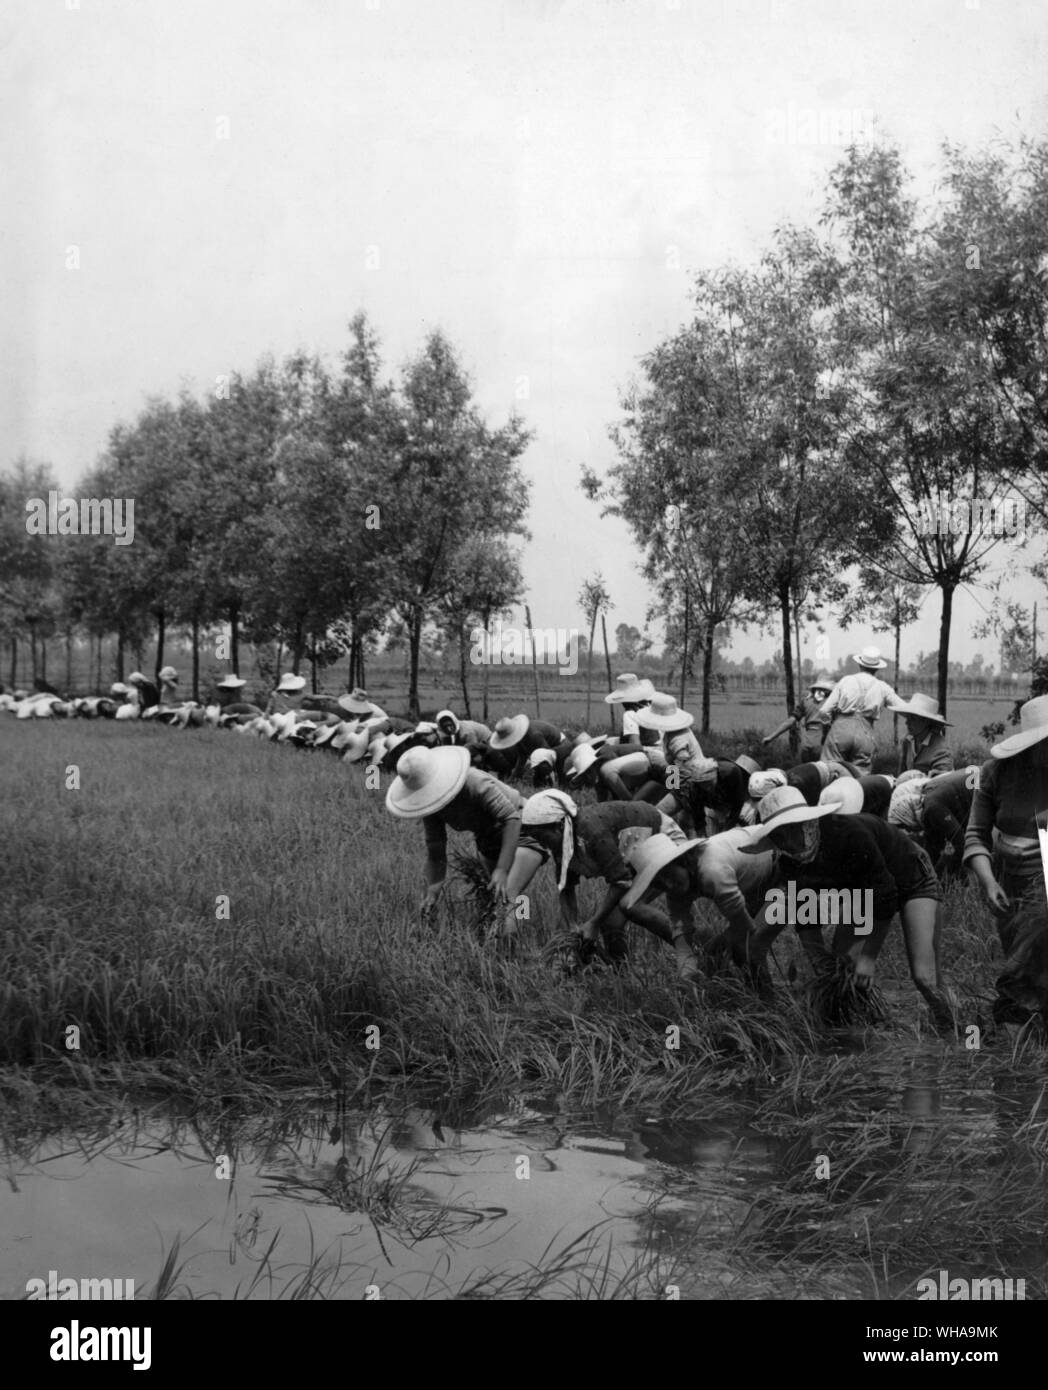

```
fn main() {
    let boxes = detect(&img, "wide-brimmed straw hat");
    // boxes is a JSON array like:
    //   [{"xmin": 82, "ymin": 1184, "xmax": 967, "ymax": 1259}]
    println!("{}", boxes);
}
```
[
  {"xmin": 634, "ymin": 694, "xmax": 694, "ymax": 731},
  {"xmin": 604, "ymin": 673, "xmax": 656, "ymax": 704},
  {"xmin": 891, "ymin": 692, "xmax": 951, "ymax": 725},
  {"xmin": 818, "ymin": 778, "xmax": 864, "ymax": 815},
  {"xmin": 110, "ymin": 682, "xmax": 130, "ymax": 695},
  {"xmin": 622, "ymin": 833, "xmax": 702, "ymax": 909},
  {"xmin": 127, "ymin": 671, "xmax": 145, "ymax": 684},
  {"xmin": 490, "ymin": 713, "xmax": 530, "ymax": 750},
  {"xmin": 991, "ymin": 695, "xmax": 1048, "ymax": 759},
  {"xmin": 277, "ymin": 673, "xmax": 306, "ymax": 692},
  {"xmin": 159, "ymin": 666, "xmax": 178, "ymax": 682},
  {"xmin": 386, "ymin": 745, "xmax": 471, "ymax": 818},
  {"xmin": 566, "ymin": 743, "xmax": 598, "ymax": 779},
  {"xmin": 339, "ymin": 687, "xmax": 373, "ymax": 714},
  {"xmin": 528, "ymin": 747, "xmax": 556, "ymax": 769},
  {"xmin": 810, "ymin": 672, "xmax": 835, "ymax": 692},
  {"xmin": 753, "ymin": 785, "xmax": 839, "ymax": 835},
  {"xmin": 853, "ymin": 646, "xmax": 888, "ymax": 671},
  {"xmin": 217, "ymin": 674, "xmax": 246, "ymax": 689},
  {"xmin": 338, "ymin": 730, "xmax": 371, "ymax": 763}
]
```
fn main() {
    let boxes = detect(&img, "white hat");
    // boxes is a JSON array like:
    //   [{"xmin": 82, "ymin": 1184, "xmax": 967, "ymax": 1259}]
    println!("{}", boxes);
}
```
[
  {"xmin": 566, "ymin": 743, "xmax": 598, "ymax": 779},
  {"xmin": 386, "ymin": 746, "xmax": 471, "ymax": 818},
  {"xmin": 853, "ymin": 646, "xmax": 888, "ymax": 671},
  {"xmin": 159, "ymin": 666, "xmax": 178, "ymax": 682},
  {"xmin": 752, "ymin": 785, "xmax": 839, "ymax": 835},
  {"xmin": 277, "ymin": 673, "xmax": 306, "ymax": 692},
  {"xmin": 339, "ymin": 688, "xmax": 374, "ymax": 715},
  {"xmin": 435, "ymin": 708, "xmax": 460, "ymax": 728},
  {"xmin": 338, "ymin": 730, "xmax": 371, "ymax": 763},
  {"xmin": 890, "ymin": 692, "xmax": 951, "ymax": 725},
  {"xmin": 528, "ymin": 747, "xmax": 556, "ymax": 769},
  {"xmin": 622, "ymin": 833, "xmax": 702, "ymax": 909},
  {"xmin": 748, "ymin": 769, "xmax": 788, "ymax": 800},
  {"xmin": 604, "ymin": 673, "xmax": 656, "ymax": 704},
  {"xmin": 217, "ymin": 674, "xmax": 246, "ymax": 690},
  {"xmin": 888, "ymin": 777, "xmax": 928, "ymax": 832},
  {"xmin": 818, "ymin": 778, "xmax": 864, "ymax": 815},
  {"xmin": 991, "ymin": 695, "xmax": 1048, "ymax": 759},
  {"xmin": 634, "ymin": 694, "xmax": 694, "ymax": 731},
  {"xmin": 810, "ymin": 672, "xmax": 835, "ymax": 692},
  {"xmin": 127, "ymin": 671, "xmax": 145, "ymax": 684},
  {"xmin": 490, "ymin": 713, "xmax": 530, "ymax": 750},
  {"xmin": 110, "ymin": 682, "xmax": 129, "ymax": 695}
]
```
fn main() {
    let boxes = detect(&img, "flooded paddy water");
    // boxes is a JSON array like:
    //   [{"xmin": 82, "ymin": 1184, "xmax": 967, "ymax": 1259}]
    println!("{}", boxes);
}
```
[{"xmin": 4, "ymin": 1031, "xmax": 1046, "ymax": 1300}]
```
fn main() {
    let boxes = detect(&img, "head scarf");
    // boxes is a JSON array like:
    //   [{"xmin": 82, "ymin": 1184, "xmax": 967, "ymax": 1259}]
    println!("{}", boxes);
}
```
[
  {"xmin": 522, "ymin": 790, "xmax": 579, "ymax": 890},
  {"xmin": 888, "ymin": 775, "xmax": 928, "ymax": 833},
  {"xmin": 748, "ymin": 769, "xmax": 788, "ymax": 801}
]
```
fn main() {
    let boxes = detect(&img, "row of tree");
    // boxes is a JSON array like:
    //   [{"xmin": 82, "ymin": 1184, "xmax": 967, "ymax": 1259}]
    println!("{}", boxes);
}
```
[
  {"xmin": 0, "ymin": 317, "xmax": 531, "ymax": 718},
  {"xmin": 586, "ymin": 137, "xmax": 1048, "ymax": 722}
]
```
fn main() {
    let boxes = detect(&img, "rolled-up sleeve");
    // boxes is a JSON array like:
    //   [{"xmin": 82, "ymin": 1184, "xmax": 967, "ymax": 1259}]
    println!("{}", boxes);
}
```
[
  {"xmin": 962, "ymin": 761, "xmax": 997, "ymax": 865},
  {"xmin": 473, "ymin": 777, "xmax": 522, "ymax": 831}
]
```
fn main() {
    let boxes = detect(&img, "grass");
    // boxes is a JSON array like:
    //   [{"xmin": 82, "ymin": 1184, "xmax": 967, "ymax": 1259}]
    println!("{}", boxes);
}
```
[{"xmin": 2, "ymin": 716, "xmax": 1046, "ymax": 1300}]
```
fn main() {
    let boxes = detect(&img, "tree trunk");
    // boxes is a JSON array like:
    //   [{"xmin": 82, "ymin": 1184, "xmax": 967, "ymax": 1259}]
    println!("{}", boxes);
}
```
[
  {"xmin": 40, "ymin": 638, "xmax": 47, "ymax": 682},
  {"xmin": 230, "ymin": 603, "xmax": 240, "ymax": 677},
  {"xmin": 292, "ymin": 621, "xmax": 302, "ymax": 676},
  {"xmin": 65, "ymin": 628, "xmax": 73, "ymax": 692},
  {"xmin": 154, "ymin": 607, "xmax": 165, "ymax": 686},
  {"xmin": 701, "ymin": 618, "xmax": 715, "ymax": 736},
  {"xmin": 893, "ymin": 604, "xmax": 903, "ymax": 746},
  {"xmin": 95, "ymin": 634, "xmax": 102, "ymax": 692},
  {"xmin": 346, "ymin": 624, "xmax": 357, "ymax": 690},
  {"xmin": 459, "ymin": 623, "xmax": 472, "ymax": 717},
  {"xmin": 29, "ymin": 626, "xmax": 37, "ymax": 683},
  {"xmin": 10, "ymin": 635, "xmax": 17, "ymax": 688},
  {"xmin": 779, "ymin": 584, "xmax": 795, "ymax": 717},
  {"xmin": 601, "ymin": 612, "xmax": 612, "ymax": 733},
  {"xmin": 679, "ymin": 592, "xmax": 690, "ymax": 709},
  {"xmin": 116, "ymin": 627, "xmax": 125, "ymax": 683},
  {"xmin": 192, "ymin": 612, "xmax": 200, "ymax": 702},
  {"xmin": 937, "ymin": 584, "xmax": 954, "ymax": 718},
  {"xmin": 794, "ymin": 609, "xmax": 802, "ymax": 689},
  {"xmin": 585, "ymin": 614, "xmax": 597, "ymax": 727},
  {"xmin": 408, "ymin": 608, "xmax": 423, "ymax": 721},
  {"xmin": 358, "ymin": 635, "xmax": 366, "ymax": 690},
  {"xmin": 274, "ymin": 637, "xmax": 284, "ymax": 684},
  {"xmin": 481, "ymin": 607, "xmax": 491, "ymax": 722},
  {"xmin": 310, "ymin": 635, "xmax": 317, "ymax": 695}
]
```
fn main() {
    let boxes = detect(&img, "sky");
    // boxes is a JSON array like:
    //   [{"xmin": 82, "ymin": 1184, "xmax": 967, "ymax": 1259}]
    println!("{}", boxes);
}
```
[{"xmin": 3, "ymin": 0, "xmax": 1048, "ymax": 672}]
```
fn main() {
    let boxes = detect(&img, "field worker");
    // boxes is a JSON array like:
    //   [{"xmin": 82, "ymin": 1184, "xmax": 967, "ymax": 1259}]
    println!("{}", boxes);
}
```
[
  {"xmin": 745, "ymin": 786, "xmax": 955, "ymax": 1029},
  {"xmin": 658, "ymin": 749, "xmax": 753, "ymax": 837},
  {"xmin": 339, "ymin": 687, "xmax": 388, "ymax": 722},
  {"xmin": 158, "ymin": 666, "xmax": 180, "ymax": 708},
  {"xmin": 622, "ymin": 824, "xmax": 781, "ymax": 992},
  {"xmin": 604, "ymin": 673, "xmax": 656, "ymax": 743},
  {"xmin": 739, "ymin": 768, "xmax": 789, "ymax": 825},
  {"xmin": 818, "ymin": 647, "xmax": 900, "ymax": 772},
  {"xmin": 434, "ymin": 709, "xmax": 492, "ymax": 760},
  {"xmin": 212, "ymin": 674, "xmax": 259, "ymax": 715},
  {"xmin": 266, "ymin": 673, "xmax": 308, "ymax": 716},
  {"xmin": 762, "ymin": 673, "xmax": 835, "ymax": 761},
  {"xmin": 888, "ymin": 768, "xmax": 976, "ymax": 879},
  {"xmin": 127, "ymin": 671, "xmax": 160, "ymax": 712},
  {"xmin": 562, "ymin": 739, "xmax": 622, "ymax": 799},
  {"xmin": 488, "ymin": 713, "xmax": 567, "ymax": 779},
  {"xmin": 623, "ymin": 693, "xmax": 701, "ymax": 804},
  {"xmin": 964, "ymin": 698, "xmax": 1048, "ymax": 976},
  {"xmin": 514, "ymin": 793, "xmax": 700, "ymax": 980},
  {"xmin": 891, "ymin": 693, "xmax": 954, "ymax": 776},
  {"xmin": 527, "ymin": 745, "xmax": 574, "ymax": 789},
  {"xmin": 386, "ymin": 745, "xmax": 525, "ymax": 939},
  {"xmin": 786, "ymin": 759, "xmax": 856, "ymax": 805},
  {"xmin": 108, "ymin": 681, "xmax": 140, "ymax": 720}
]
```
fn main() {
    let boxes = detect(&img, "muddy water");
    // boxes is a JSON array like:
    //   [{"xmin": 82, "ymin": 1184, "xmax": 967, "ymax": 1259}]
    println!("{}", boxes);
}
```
[{"xmin": 2, "ymin": 1040, "xmax": 1046, "ymax": 1299}]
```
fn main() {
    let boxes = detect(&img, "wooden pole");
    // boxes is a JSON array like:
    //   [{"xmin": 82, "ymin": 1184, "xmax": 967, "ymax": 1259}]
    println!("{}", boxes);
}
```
[
  {"xmin": 525, "ymin": 604, "xmax": 542, "ymax": 719},
  {"xmin": 601, "ymin": 611, "xmax": 614, "ymax": 736}
]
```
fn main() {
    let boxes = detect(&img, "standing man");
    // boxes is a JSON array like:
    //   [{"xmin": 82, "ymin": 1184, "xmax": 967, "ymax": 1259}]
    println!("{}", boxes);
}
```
[{"xmin": 819, "ymin": 647, "xmax": 900, "ymax": 773}]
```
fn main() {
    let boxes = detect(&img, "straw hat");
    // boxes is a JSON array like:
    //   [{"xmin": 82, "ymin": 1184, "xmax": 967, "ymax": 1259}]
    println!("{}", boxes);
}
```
[
  {"xmin": 621, "ymin": 833, "xmax": 701, "ymax": 909},
  {"xmin": 818, "ymin": 778, "xmax": 864, "ymax": 815},
  {"xmin": 604, "ymin": 673, "xmax": 656, "ymax": 704},
  {"xmin": 634, "ymin": 694, "xmax": 694, "ymax": 731},
  {"xmin": 386, "ymin": 745, "xmax": 471, "ymax": 818},
  {"xmin": 754, "ymin": 785, "xmax": 839, "ymax": 833},
  {"xmin": 277, "ymin": 673, "xmax": 306, "ymax": 692},
  {"xmin": 127, "ymin": 671, "xmax": 145, "ymax": 684},
  {"xmin": 853, "ymin": 646, "xmax": 888, "ymax": 671},
  {"xmin": 217, "ymin": 674, "xmax": 246, "ymax": 689},
  {"xmin": 566, "ymin": 743, "xmax": 598, "ymax": 779},
  {"xmin": 748, "ymin": 769, "xmax": 788, "ymax": 800},
  {"xmin": 490, "ymin": 713, "xmax": 530, "ymax": 750},
  {"xmin": 339, "ymin": 687, "xmax": 374, "ymax": 715},
  {"xmin": 528, "ymin": 747, "xmax": 556, "ymax": 769},
  {"xmin": 339, "ymin": 730, "xmax": 371, "ymax": 763},
  {"xmin": 991, "ymin": 695, "xmax": 1048, "ymax": 759},
  {"xmin": 110, "ymin": 682, "xmax": 130, "ymax": 695},
  {"xmin": 891, "ymin": 692, "xmax": 951, "ymax": 725},
  {"xmin": 735, "ymin": 755, "xmax": 761, "ymax": 776},
  {"xmin": 159, "ymin": 666, "xmax": 178, "ymax": 683},
  {"xmin": 810, "ymin": 673, "xmax": 835, "ymax": 692}
]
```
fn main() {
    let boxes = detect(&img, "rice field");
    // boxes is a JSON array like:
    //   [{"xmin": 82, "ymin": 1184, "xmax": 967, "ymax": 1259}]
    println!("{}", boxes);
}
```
[{"xmin": 2, "ymin": 718, "xmax": 1046, "ymax": 1301}]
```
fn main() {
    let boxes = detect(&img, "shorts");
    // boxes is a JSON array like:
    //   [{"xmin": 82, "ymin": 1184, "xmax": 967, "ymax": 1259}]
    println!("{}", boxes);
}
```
[
  {"xmin": 896, "ymin": 845, "xmax": 944, "ymax": 906},
  {"xmin": 516, "ymin": 832, "xmax": 552, "ymax": 864}
]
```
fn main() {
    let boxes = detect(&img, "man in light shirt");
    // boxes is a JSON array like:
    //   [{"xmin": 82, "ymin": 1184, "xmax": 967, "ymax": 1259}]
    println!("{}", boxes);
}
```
[{"xmin": 819, "ymin": 646, "xmax": 900, "ymax": 772}]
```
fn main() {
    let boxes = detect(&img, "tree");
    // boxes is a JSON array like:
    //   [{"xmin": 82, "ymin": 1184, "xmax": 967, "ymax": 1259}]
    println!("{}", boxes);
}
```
[
  {"xmin": 614, "ymin": 623, "xmax": 643, "ymax": 662},
  {"xmin": 437, "ymin": 536, "xmax": 524, "ymax": 716}
]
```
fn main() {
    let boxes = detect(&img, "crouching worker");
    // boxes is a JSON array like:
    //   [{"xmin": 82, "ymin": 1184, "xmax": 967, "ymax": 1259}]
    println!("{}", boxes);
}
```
[
  {"xmin": 512, "ymin": 793, "xmax": 701, "ymax": 981},
  {"xmin": 386, "ymin": 745, "xmax": 531, "ymax": 947},
  {"xmin": 745, "ymin": 786, "xmax": 956, "ymax": 1030},
  {"xmin": 621, "ymin": 824, "xmax": 780, "ymax": 994}
]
